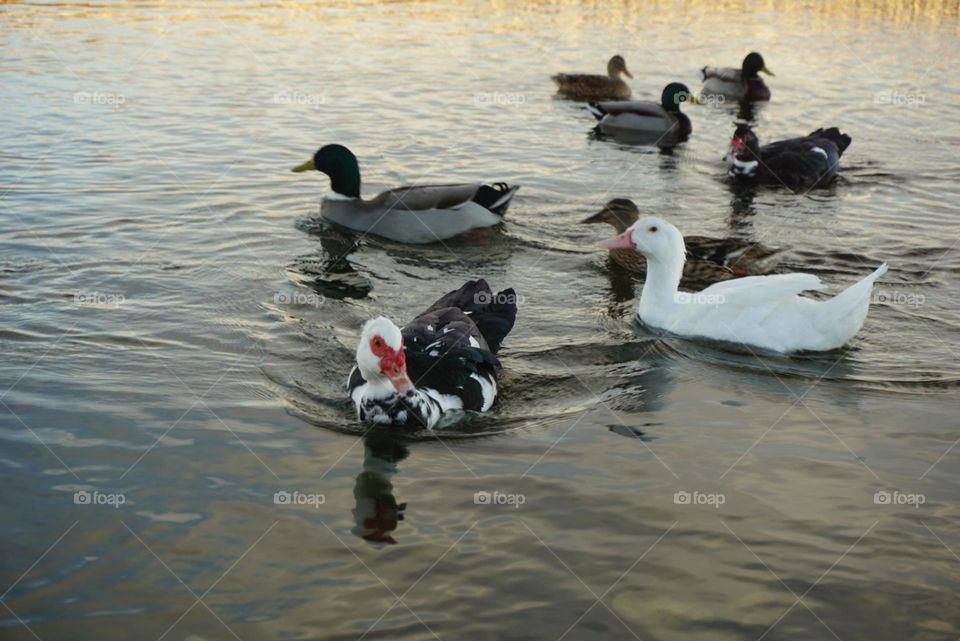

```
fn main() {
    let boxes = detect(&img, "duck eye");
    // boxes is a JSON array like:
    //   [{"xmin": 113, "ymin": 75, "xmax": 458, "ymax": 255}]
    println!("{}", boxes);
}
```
[
  {"xmin": 374, "ymin": 339, "xmax": 382, "ymax": 347},
  {"xmin": 649, "ymin": 226, "xmax": 658, "ymax": 232}
]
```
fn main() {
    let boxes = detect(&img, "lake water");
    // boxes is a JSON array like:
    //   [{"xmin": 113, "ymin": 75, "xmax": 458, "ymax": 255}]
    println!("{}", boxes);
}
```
[{"xmin": 2, "ymin": 1, "xmax": 959, "ymax": 639}]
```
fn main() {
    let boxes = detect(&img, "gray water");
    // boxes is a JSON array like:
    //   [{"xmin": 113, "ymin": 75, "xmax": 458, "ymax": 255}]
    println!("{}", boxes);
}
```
[{"xmin": 2, "ymin": 1, "xmax": 960, "ymax": 640}]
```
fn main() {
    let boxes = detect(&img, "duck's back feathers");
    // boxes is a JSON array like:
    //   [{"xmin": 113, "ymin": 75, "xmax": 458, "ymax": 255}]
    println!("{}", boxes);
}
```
[
  {"xmin": 369, "ymin": 183, "xmax": 482, "ymax": 212},
  {"xmin": 553, "ymin": 74, "xmax": 631, "ymax": 101},
  {"xmin": 699, "ymin": 66, "xmax": 742, "ymax": 83},
  {"xmin": 419, "ymin": 279, "xmax": 518, "ymax": 354}
]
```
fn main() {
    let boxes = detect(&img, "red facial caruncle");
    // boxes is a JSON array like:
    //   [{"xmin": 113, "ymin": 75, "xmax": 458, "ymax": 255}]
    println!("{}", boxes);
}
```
[{"xmin": 369, "ymin": 335, "xmax": 415, "ymax": 395}]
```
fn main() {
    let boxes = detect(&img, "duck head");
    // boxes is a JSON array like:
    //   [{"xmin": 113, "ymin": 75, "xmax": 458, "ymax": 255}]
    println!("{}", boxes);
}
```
[
  {"xmin": 581, "ymin": 198, "xmax": 640, "ymax": 233},
  {"xmin": 598, "ymin": 216, "xmax": 685, "ymax": 267},
  {"xmin": 661, "ymin": 82, "xmax": 702, "ymax": 112},
  {"xmin": 292, "ymin": 144, "xmax": 362, "ymax": 198},
  {"xmin": 607, "ymin": 55, "xmax": 633, "ymax": 80},
  {"xmin": 357, "ymin": 317, "xmax": 415, "ymax": 397},
  {"xmin": 724, "ymin": 123, "xmax": 762, "ymax": 176},
  {"xmin": 741, "ymin": 52, "xmax": 774, "ymax": 79}
]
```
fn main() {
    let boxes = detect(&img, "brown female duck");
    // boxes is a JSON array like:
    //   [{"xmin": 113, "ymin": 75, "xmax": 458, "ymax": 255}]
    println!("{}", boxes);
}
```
[
  {"xmin": 583, "ymin": 199, "xmax": 782, "ymax": 285},
  {"xmin": 552, "ymin": 55, "xmax": 633, "ymax": 101}
]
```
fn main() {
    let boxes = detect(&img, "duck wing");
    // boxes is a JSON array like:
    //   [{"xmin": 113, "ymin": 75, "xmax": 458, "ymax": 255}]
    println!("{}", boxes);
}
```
[
  {"xmin": 697, "ymin": 273, "xmax": 825, "ymax": 310},
  {"xmin": 699, "ymin": 66, "xmax": 742, "ymax": 82},
  {"xmin": 553, "ymin": 73, "xmax": 611, "ymax": 89},
  {"xmin": 685, "ymin": 236, "xmax": 782, "ymax": 274},
  {"xmin": 418, "ymin": 279, "xmax": 518, "ymax": 354},
  {"xmin": 368, "ymin": 183, "xmax": 482, "ymax": 212},
  {"xmin": 402, "ymin": 280, "xmax": 517, "ymax": 412},
  {"xmin": 589, "ymin": 100, "xmax": 668, "ymax": 119}
]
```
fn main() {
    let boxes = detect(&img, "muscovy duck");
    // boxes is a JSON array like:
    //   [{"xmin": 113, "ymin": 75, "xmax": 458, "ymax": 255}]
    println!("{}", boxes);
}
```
[
  {"xmin": 725, "ymin": 124, "xmax": 852, "ymax": 190},
  {"xmin": 348, "ymin": 279, "xmax": 518, "ymax": 429}
]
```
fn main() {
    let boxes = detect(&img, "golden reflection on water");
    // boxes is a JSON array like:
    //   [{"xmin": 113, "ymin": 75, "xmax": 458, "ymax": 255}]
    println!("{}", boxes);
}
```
[{"xmin": 3, "ymin": 0, "xmax": 959, "ymax": 28}]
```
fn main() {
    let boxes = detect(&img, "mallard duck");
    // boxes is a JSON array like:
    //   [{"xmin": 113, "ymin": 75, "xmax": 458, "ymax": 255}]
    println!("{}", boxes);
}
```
[
  {"xmin": 583, "ymin": 199, "xmax": 782, "ymax": 284},
  {"xmin": 292, "ymin": 145, "xmax": 519, "ymax": 244},
  {"xmin": 698, "ymin": 52, "xmax": 773, "ymax": 102},
  {"xmin": 552, "ymin": 55, "xmax": 633, "ymax": 101},
  {"xmin": 348, "ymin": 279, "xmax": 517, "ymax": 430},
  {"xmin": 586, "ymin": 83, "xmax": 700, "ymax": 137},
  {"xmin": 598, "ymin": 217, "xmax": 888, "ymax": 353},
  {"xmin": 724, "ymin": 124, "xmax": 852, "ymax": 189}
]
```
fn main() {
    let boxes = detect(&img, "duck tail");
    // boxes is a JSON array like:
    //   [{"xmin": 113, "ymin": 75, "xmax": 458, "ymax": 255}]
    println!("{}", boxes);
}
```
[
  {"xmin": 811, "ymin": 127, "xmax": 852, "ymax": 157},
  {"xmin": 586, "ymin": 102, "xmax": 607, "ymax": 121},
  {"xmin": 424, "ymin": 279, "xmax": 518, "ymax": 354},
  {"xmin": 818, "ymin": 263, "xmax": 887, "ymax": 342},
  {"xmin": 473, "ymin": 183, "xmax": 519, "ymax": 217}
]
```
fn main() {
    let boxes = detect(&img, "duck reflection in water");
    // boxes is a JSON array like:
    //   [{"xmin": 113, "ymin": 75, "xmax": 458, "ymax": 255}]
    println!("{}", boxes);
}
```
[
  {"xmin": 351, "ymin": 435, "xmax": 409, "ymax": 545},
  {"xmin": 294, "ymin": 224, "xmax": 373, "ymax": 300}
]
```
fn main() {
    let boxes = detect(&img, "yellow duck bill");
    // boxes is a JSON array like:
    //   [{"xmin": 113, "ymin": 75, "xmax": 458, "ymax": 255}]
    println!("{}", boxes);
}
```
[{"xmin": 291, "ymin": 158, "xmax": 316, "ymax": 172}]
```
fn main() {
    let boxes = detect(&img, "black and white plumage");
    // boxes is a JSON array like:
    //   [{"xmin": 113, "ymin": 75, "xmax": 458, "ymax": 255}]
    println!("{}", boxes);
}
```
[
  {"xmin": 724, "ymin": 124, "xmax": 852, "ymax": 190},
  {"xmin": 348, "ymin": 279, "xmax": 518, "ymax": 430}
]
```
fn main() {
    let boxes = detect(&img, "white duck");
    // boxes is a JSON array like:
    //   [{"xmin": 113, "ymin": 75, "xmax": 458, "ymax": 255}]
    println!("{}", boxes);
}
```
[{"xmin": 598, "ymin": 216, "xmax": 888, "ymax": 353}]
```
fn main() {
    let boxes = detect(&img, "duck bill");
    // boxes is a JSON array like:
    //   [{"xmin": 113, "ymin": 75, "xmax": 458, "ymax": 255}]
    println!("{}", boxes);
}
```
[
  {"xmin": 386, "ymin": 369, "xmax": 416, "ymax": 395},
  {"xmin": 760, "ymin": 66, "xmax": 774, "ymax": 76},
  {"xmin": 622, "ymin": 68, "xmax": 633, "ymax": 79},
  {"xmin": 581, "ymin": 210, "xmax": 606, "ymax": 224},
  {"xmin": 291, "ymin": 158, "xmax": 316, "ymax": 173},
  {"xmin": 688, "ymin": 93, "xmax": 705, "ymax": 105},
  {"xmin": 598, "ymin": 231, "xmax": 635, "ymax": 250}
]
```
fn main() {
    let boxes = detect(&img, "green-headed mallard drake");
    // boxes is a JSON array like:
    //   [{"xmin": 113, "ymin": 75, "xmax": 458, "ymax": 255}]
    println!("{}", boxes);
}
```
[
  {"xmin": 586, "ymin": 83, "xmax": 701, "ymax": 137},
  {"xmin": 724, "ymin": 124, "xmax": 852, "ymax": 189},
  {"xmin": 699, "ymin": 52, "xmax": 773, "ymax": 102},
  {"xmin": 552, "ymin": 55, "xmax": 633, "ymax": 101},
  {"xmin": 292, "ymin": 145, "xmax": 519, "ymax": 244},
  {"xmin": 583, "ymin": 199, "xmax": 782, "ymax": 285}
]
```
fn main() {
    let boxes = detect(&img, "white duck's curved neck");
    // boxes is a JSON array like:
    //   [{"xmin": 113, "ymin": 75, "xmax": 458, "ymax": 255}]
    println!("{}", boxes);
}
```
[{"xmin": 638, "ymin": 246, "xmax": 685, "ymax": 320}]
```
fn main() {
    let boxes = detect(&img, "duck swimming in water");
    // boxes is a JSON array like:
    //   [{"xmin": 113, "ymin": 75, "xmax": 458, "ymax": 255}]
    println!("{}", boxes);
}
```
[
  {"xmin": 348, "ymin": 279, "xmax": 517, "ymax": 430},
  {"xmin": 586, "ymin": 83, "xmax": 701, "ymax": 138},
  {"xmin": 724, "ymin": 124, "xmax": 852, "ymax": 190},
  {"xmin": 598, "ymin": 217, "xmax": 887, "ymax": 353},
  {"xmin": 292, "ymin": 144, "xmax": 519, "ymax": 244},
  {"xmin": 583, "ymin": 199, "xmax": 782, "ymax": 285},
  {"xmin": 552, "ymin": 55, "xmax": 633, "ymax": 101},
  {"xmin": 699, "ymin": 52, "xmax": 773, "ymax": 102}
]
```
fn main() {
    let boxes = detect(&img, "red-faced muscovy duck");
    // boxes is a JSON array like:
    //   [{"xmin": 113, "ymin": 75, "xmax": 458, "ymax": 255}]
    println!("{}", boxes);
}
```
[
  {"xmin": 699, "ymin": 52, "xmax": 774, "ymax": 102},
  {"xmin": 724, "ymin": 123, "xmax": 852, "ymax": 190},
  {"xmin": 348, "ymin": 279, "xmax": 518, "ymax": 430}
]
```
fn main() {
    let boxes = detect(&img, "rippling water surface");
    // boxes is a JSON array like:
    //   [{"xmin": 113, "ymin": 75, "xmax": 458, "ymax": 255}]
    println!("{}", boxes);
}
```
[{"xmin": 2, "ymin": 1, "xmax": 960, "ymax": 639}]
